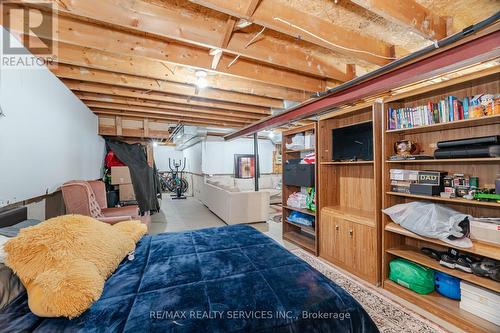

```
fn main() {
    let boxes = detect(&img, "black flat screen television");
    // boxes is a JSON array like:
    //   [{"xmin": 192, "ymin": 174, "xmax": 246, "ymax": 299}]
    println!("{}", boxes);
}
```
[{"xmin": 332, "ymin": 122, "xmax": 373, "ymax": 161}]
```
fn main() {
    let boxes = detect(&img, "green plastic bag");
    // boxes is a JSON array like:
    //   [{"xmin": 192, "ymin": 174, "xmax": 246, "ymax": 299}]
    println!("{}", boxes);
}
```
[
  {"xmin": 306, "ymin": 187, "xmax": 316, "ymax": 212},
  {"xmin": 389, "ymin": 258, "xmax": 435, "ymax": 294}
]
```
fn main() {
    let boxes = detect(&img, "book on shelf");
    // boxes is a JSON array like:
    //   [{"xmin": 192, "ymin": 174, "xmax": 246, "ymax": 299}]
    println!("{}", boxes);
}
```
[{"xmin": 387, "ymin": 94, "xmax": 499, "ymax": 130}]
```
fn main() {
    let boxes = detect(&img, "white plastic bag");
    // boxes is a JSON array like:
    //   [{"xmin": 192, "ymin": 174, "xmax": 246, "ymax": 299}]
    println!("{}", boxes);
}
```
[{"xmin": 382, "ymin": 201, "xmax": 473, "ymax": 248}]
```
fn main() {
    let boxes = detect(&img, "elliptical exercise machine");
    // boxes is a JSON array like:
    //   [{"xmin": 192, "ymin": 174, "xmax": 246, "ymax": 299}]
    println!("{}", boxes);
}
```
[{"xmin": 168, "ymin": 158, "xmax": 188, "ymax": 200}]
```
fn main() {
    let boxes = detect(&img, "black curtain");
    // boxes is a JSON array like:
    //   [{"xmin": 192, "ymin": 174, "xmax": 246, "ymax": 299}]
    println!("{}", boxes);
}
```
[{"xmin": 106, "ymin": 139, "xmax": 160, "ymax": 213}]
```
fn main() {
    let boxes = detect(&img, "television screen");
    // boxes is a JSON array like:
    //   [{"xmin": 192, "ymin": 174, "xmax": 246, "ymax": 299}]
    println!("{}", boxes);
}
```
[{"xmin": 332, "ymin": 122, "xmax": 373, "ymax": 161}]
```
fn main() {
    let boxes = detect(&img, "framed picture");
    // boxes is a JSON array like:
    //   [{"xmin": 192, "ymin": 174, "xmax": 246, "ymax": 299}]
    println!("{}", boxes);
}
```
[{"xmin": 234, "ymin": 154, "xmax": 256, "ymax": 178}]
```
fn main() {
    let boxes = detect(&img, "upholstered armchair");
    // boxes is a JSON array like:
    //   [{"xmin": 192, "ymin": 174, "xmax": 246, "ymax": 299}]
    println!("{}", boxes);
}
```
[{"xmin": 61, "ymin": 180, "xmax": 150, "ymax": 228}]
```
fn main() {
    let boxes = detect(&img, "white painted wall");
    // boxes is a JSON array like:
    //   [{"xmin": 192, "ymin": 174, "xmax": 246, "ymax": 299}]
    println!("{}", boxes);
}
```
[
  {"xmin": 153, "ymin": 145, "xmax": 184, "ymax": 172},
  {"xmin": 0, "ymin": 28, "xmax": 105, "ymax": 207},
  {"xmin": 202, "ymin": 137, "xmax": 274, "ymax": 175},
  {"xmin": 183, "ymin": 142, "xmax": 203, "ymax": 174}
]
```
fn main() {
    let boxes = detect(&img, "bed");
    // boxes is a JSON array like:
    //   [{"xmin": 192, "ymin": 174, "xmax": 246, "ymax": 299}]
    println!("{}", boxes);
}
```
[{"xmin": 0, "ymin": 209, "xmax": 378, "ymax": 333}]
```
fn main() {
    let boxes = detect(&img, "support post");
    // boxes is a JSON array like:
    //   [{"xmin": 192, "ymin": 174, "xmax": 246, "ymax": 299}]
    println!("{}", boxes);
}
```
[{"xmin": 254, "ymin": 133, "xmax": 260, "ymax": 191}]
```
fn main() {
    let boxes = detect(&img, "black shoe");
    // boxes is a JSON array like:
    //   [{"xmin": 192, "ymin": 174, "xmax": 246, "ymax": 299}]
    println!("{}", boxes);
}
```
[
  {"xmin": 471, "ymin": 259, "xmax": 498, "ymax": 278},
  {"xmin": 455, "ymin": 255, "xmax": 480, "ymax": 273},
  {"xmin": 421, "ymin": 247, "xmax": 445, "ymax": 261},
  {"xmin": 439, "ymin": 248, "xmax": 459, "ymax": 269}
]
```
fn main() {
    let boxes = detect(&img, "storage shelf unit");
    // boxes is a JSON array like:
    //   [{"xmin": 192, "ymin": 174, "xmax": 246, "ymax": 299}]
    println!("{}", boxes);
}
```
[
  {"xmin": 381, "ymin": 72, "xmax": 500, "ymax": 333},
  {"xmin": 282, "ymin": 123, "xmax": 318, "ymax": 255},
  {"xmin": 317, "ymin": 104, "xmax": 382, "ymax": 285},
  {"xmin": 384, "ymin": 280, "xmax": 499, "ymax": 333},
  {"xmin": 386, "ymin": 191, "xmax": 500, "ymax": 208}
]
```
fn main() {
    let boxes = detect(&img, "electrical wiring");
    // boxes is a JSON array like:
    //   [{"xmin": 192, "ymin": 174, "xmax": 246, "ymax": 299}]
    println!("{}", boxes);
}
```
[{"xmin": 273, "ymin": 16, "xmax": 397, "ymax": 60}]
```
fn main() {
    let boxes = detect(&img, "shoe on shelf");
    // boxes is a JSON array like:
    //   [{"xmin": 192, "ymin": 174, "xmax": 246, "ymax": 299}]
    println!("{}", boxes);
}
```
[
  {"xmin": 455, "ymin": 255, "xmax": 480, "ymax": 273},
  {"xmin": 421, "ymin": 247, "xmax": 446, "ymax": 261},
  {"xmin": 471, "ymin": 259, "xmax": 500, "ymax": 281},
  {"xmin": 439, "ymin": 248, "xmax": 460, "ymax": 269}
]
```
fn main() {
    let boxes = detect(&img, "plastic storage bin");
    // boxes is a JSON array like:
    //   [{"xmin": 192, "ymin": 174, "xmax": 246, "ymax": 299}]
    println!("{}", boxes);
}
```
[
  {"xmin": 284, "ymin": 163, "xmax": 315, "ymax": 187},
  {"xmin": 435, "ymin": 271, "xmax": 461, "ymax": 300}
]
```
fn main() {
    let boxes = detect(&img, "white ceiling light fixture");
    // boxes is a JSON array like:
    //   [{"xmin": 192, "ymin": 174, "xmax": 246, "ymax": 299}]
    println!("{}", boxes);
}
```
[{"xmin": 195, "ymin": 70, "xmax": 208, "ymax": 89}]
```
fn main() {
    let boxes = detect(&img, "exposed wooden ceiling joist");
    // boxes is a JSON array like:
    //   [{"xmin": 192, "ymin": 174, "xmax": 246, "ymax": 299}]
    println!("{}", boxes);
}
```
[
  {"xmin": 29, "ymin": 38, "xmax": 309, "ymax": 101},
  {"xmin": 189, "ymin": 0, "xmax": 396, "ymax": 66},
  {"xmin": 51, "ymin": 65, "xmax": 284, "ymax": 108},
  {"xmin": 25, "ymin": 0, "xmax": 349, "ymax": 80},
  {"xmin": 5, "ymin": 8, "xmax": 341, "ymax": 90},
  {"xmin": 90, "ymin": 103, "xmax": 251, "ymax": 125},
  {"xmin": 96, "ymin": 110, "xmax": 243, "ymax": 128},
  {"xmin": 64, "ymin": 80, "xmax": 271, "ymax": 115},
  {"xmin": 74, "ymin": 92, "xmax": 264, "ymax": 120},
  {"xmin": 350, "ymin": 0, "xmax": 448, "ymax": 41}
]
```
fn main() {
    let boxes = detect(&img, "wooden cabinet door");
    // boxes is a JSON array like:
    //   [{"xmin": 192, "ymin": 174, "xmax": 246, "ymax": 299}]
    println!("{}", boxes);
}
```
[
  {"xmin": 320, "ymin": 212, "xmax": 348, "ymax": 265},
  {"xmin": 351, "ymin": 223, "xmax": 377, "ymax": 283}
]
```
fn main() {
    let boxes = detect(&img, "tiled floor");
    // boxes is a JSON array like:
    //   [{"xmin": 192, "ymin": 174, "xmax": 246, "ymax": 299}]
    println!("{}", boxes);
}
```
[{"xmin": 150, "ymin": 195, "xmax": 297, "ymax": 250}]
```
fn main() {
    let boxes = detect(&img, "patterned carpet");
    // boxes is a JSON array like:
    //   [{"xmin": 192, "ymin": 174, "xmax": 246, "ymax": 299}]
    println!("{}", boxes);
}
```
[{"xmin": 292, "ymin": 249, "xmax": 449, "ymax": 333}]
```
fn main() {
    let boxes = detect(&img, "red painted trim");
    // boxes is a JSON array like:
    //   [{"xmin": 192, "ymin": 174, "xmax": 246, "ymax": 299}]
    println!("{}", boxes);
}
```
[{"xmin": 225, "ymin": 30, "xmax": 500, "ymax": 140}]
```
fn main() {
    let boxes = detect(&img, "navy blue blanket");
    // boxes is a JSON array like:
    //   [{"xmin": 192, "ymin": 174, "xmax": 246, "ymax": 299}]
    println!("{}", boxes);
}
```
[{"xmin": 0, "ymin": 225, "xmax": 378, "ymax": 332}]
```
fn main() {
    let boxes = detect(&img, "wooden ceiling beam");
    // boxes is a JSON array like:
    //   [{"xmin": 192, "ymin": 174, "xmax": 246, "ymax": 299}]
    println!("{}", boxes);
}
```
[
  {"xmin": 64, "ymin": 80, "xmax": 271, "ymax": 115},
  {"xmin": 23, "ymin": 0, "xmax": 348, "ymax": 80},
  {"xmin": 51, "ymin": 65, "xmax": 284, "ymax": 108},
  {"xmin": 75, "ymin": 92, "xmax": 264, "ymax": 120},
  {"xmin": 86, "ymin": 101, "xmax": 254, "ymax": 124},
  {"xmin": 350, "ymin": 0, "xmax": 448, "ymax": 40},
  {"xmin": 32, "ymin": 39, "xmax": 310, "ymax": 101},
  {"xmin": 5, "ymin": 9, "xmax": 335, "ymax": 90},
  {"xmin": 92, "ymin": 108, "xmax": 245, "ymax": 128},
  {"xmin": 189, "ymin": 0, "xmax": 395, "ymax": 66}
]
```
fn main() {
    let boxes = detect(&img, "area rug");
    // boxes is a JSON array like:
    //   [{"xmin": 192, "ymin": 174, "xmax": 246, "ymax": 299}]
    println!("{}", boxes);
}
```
[{"xmin": 292, "ymin": 249, "xmax": 449, "ymax": 333}]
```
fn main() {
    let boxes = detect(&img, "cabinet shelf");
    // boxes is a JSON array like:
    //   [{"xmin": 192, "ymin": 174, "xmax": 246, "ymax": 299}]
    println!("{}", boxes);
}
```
[
  {"xmin": 386, "ymin": 157, "xmax": 500, "ymax": 164},
  {"xmin": 386, "ymin": 114, "xmax": 500, "ymax": 134},
  {"xmin": 385, "ymin": 223, "xmax": 500, "ymax": 260},
  {"xmin": 386, "ymin": 246, "xmax": 500, "ymax": 292},
  {"xmin": 284, "ymin": 219, "xmax": 315, "ymax": 232},
  {"xmin": 283, "ymin": 231, "xmax": 316, "ymax": 252},
  {"xmin": 322, "ymin": 206, "xmax": 374, "ymax": 226},
  {"xmin": 282, "ymin": 205, "xmax": 316, "ymax": 217},
  {"xmin": 285, "ymin": 148, "xmax": 315, "ymax": 153},
  {"xmin": 320, "ymin": 161, "xmax": 374, "ymax": 165},
  {"xmin": 384, "ymin": 280, "xmax": 499, "ymax": 333},
  {"xmin": 386, "ymin": 191, "xmax": 500, "ymax": 208}
]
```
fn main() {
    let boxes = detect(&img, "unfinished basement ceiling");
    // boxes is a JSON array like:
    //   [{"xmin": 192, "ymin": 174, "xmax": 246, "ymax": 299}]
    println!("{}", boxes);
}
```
[{"xmin": 5, "ymin": 0, "xmax": 499, "ymax": 141}]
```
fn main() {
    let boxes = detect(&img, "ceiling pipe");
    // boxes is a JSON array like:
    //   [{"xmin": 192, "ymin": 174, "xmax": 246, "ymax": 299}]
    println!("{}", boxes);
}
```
[{"xmin": 224, "ymin": 12, "xmax": 500, "ymax": 141}]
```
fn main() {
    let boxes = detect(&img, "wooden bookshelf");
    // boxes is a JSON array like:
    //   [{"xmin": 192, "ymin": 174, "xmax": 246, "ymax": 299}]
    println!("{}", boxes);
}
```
[
  {"xmin": 382, "ymin": 72, "xmax": 500, "ymax": 333},
  {"xmin": 386, "ymin": 113, "xmax": 500, "ymax": 134},
  {"xmin": 386, "ymin": 191, "xmax": 500, "ymax": 208},
  {"xmin": 317, "ymin": 104, "xmax": 382, "ymax": 285},
  {"xmin": 386, "ymin": 246, "xmax": 500, "ymax": 292},
  {"xmin": 282, "ymin": 205, "xmax": 316, "ymax": 216},
  {"xmin": 282, "ymin": 123, "xmax": 318, "ymax": 255},
  {"xmin": 386, "ymin": 157, "xmax": 500, "ymax": 164},
  {"xmin": 384, "ymin": 280, "xmax": 499, "ymax": 333},
  {"xmin": 320, "ymin": 161, "xmax": 374, "ymax": 165}
]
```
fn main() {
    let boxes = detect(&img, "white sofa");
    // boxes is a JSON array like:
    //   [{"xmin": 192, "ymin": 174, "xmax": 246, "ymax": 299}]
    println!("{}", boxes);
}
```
[{"xmin": 200, "ymin": 175, "xmax": 281, "ymax": 225}]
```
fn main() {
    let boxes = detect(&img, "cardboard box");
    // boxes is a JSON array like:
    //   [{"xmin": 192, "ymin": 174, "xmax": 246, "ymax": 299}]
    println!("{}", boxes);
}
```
[
  {"xmin": 111, "ymin": 166, "xmax": 132, "ymax": 185},
  {"xmin": 119, "ymin": 183, "xmax": 135, "ymax": 201}
]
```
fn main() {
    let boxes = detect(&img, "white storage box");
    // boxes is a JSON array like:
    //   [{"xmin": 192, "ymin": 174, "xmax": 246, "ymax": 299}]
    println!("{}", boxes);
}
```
[
  {"xmin": 460, "ymin": 281, "xmax": 500, "ymax": 326},
  {"xmin": 389, "ymin": 169, "xmax": 419, "ymax": 182},
  {"xmin": 304, "ymin": 133, "xmax": 315, "ymax": 149},
  {"xmin": 470, "ymin": 219, "xmax": 500, "ymax": 245}
]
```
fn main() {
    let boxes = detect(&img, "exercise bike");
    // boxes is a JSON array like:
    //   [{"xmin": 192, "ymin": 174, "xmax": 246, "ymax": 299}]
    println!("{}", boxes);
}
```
[{"xmin": 168, "ymin": 158, "xmax": 188, "ymax": 199}]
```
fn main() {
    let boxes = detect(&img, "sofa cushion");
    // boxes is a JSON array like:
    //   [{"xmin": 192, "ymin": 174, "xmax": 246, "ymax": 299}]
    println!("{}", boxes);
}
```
[
  {"xmin": 206, "ymin": 176, "xmax": 234, "ymax": 188},
  {"xmin": 234, "ymin": 178, "xmax": 255, "ymax": 191},
  {"xmin": 4, "ymin": 215, "xmax": 147, "ymax": 318},
  {"xmin": 259, "ymin": 176, "xmax": 273, "ymax": 189}
]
